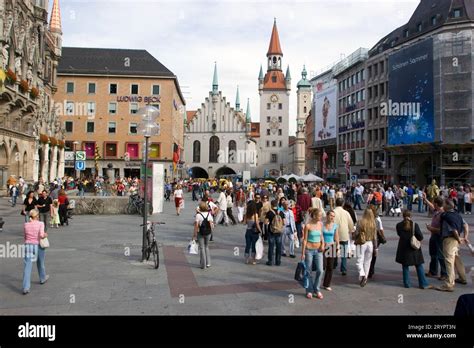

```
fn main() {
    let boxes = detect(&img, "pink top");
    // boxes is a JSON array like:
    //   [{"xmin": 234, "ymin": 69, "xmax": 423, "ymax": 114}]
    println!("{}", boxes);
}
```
[{"xmin": 24, "ymin": 220, "xmax": 45, "ymax": 245}]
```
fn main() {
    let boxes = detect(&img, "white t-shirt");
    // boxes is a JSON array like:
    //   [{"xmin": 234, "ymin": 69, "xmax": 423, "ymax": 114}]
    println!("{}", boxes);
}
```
[
  {"xmin": 329, "ymin": 189, "xmax": 336, "ymax": 198},
  {"xmin": 385, "ymin": 191, "xmax": 394, "ymax": 201},
  {"xmin": 464, "ymin": 192, "xmax": 471, "ymax": 203},
  {"xmin": 174, "ymin": 189, "xmax": 183, "ymax": 198},
  {"xmin": 196, "ymin": 211, "xmax": 213, "ymax": 226}
]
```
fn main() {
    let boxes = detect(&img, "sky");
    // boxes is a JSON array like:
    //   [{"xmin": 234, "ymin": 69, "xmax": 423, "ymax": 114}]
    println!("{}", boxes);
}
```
[{"xmin": 58, "ymin": 0, "xmax": 420, "ymax": 135}]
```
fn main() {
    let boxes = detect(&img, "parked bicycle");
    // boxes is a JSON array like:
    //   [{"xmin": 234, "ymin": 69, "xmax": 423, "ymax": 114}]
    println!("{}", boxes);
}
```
[
  {"xmin": 140, "ymin": 221, "xmax": 165, "ymax": 269},
  {"xmin": 127, "ymin": 194, "xmax": 152, "ymax": 215}
]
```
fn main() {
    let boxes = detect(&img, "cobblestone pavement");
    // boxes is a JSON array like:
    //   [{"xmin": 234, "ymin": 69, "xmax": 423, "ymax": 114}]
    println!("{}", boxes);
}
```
[{"xmin": 0, "ymin": 194, "xmax": 473, "ymax": 315}]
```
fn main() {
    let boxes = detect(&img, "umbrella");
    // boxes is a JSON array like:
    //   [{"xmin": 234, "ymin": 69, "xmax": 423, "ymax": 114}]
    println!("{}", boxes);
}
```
[
  {"xmin": 277, "ymin": 175, "xmax": 288, "ymax": 182},
  {"xmin": 286, "ymin": 174, "xmax": 301, "ymax": 182},
  {"xmin": 301, "ymin": 173, "xmax": 324, "ymax": 182}
]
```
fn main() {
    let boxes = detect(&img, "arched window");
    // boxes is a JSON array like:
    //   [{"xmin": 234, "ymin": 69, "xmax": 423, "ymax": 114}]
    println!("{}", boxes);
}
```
[
  {"xmin": 228, "ymin": 140, "xmax": 237, "ymax": 163},
  {"xmin": 193, "ymin": 140, "xmax": 200, "ymax": 163},
  {"xmin": 209, "ymin": 136, "xmax": 219, "ymax": 163}
]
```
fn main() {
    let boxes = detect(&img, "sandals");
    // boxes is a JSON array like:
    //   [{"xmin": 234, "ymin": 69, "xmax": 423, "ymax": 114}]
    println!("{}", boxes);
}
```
[
  {"xmin": 315, "ymin": 292, "xmax": 324, "ymax": 299},
  {"xmin": 306, "ymin": 293, "xmax": 313, "ymax": 299}
]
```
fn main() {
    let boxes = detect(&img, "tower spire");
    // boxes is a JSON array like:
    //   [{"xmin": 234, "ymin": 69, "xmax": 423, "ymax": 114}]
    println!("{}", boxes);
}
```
[
  {"xmin": 212, "ymin": 62, "xmax": 218, "ymax": 95},
  {"xmin": 235, "ymin": 86, "xmax": 241, "ymax": 111},
  {"xmin": 246, "ymin": 98, "xmax": 251, "ymax": 123},
  {"xmin": 49, "ymin": 0, "xmax": 62, "ymax": 33},
  {"xmin": 259, "ymin": 65, "xmax": 263, "ymax": 80},
  {"xmin": 267, "ymin": 19, "xmax": 283, "ymax": 57}
]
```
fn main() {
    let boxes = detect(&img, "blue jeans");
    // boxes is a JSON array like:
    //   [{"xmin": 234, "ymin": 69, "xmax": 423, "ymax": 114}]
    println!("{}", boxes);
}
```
[
  {"xmin": 295, "ymin": 222, "xmax": 303, "ymax": 243},
  {"xmin": 23, "ymin": 244, "xmax": 47, "ymax": 291},
  {"xmin": 418, "ymin": 199, "xmax": 424, "ymax": 213},
  {"xmin": 79, "ymin": 189, "xmax": 85, "ymax": 197},
  {"xmin": 402, "ymin": 264, "xmax": 429, "ymax": 288},
  {"xmin": 282, "ymin": 227, "xmax": 295, "ymax": 256},
  {"xmin": 304, "ymin": 249, "xmax": 324, "ymax": 294},
  {"xmin": 407, "ymin": 195, "xmax": 413, "ymax": 211},
  {"xmin": 339, "ymin": 241, "xmax": 349, "ymax": 273},
  {"xmin": 267, "ymin": 233, "xmax": 282, "ymax": 265},
  {"xmin": 11, "ymin": 195, "xmax": 17, "ymax": 206},
  {"xmin": 353, "ymin": 195, "xmax": 362, "ymax": 210},
  {"xmin": 244, "ymin": 229, "xmax": 259, "ymax": 257}
]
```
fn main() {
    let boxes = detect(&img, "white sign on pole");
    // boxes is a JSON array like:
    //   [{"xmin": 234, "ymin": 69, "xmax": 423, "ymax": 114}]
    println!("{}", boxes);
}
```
[
  {"xmin": 65, "ymin": 151, "xmax": 74, "ymax": 161},
  {"xmin": 152, "ymin": 163, "xmax": 164, "ymax": 214}
]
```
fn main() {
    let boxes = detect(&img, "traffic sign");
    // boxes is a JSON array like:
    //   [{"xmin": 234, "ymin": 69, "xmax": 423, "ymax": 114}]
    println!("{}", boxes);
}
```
[
  {"xmin": 65, "ymin": 151, "xmax": 74, "ymax": 161},
  {"xmin": 75, "ymin": 161, "xmax": 86, "ymax": 171},
  {"xmin": 75, "ymin": 151, "xmax": 86, "ymax": 161},
  {"xmin": 350, "ymin": 175, "xmax": 358, "ymax": 181}
]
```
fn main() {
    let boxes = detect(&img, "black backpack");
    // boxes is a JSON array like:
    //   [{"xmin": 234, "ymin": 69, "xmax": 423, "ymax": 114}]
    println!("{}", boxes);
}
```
[{"xmin": 198, "ymin": 213, "xmax": 212, "ymax": 236}]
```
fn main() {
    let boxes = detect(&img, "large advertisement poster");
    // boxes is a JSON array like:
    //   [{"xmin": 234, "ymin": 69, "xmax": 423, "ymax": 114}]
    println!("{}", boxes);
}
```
[
  {"xmin": 387, "ymin": 38, "xmax": 434, "ymax": 145},
  {"xmin": 314, "ymin": 82, "xmax": 337, "ymax": 144}
]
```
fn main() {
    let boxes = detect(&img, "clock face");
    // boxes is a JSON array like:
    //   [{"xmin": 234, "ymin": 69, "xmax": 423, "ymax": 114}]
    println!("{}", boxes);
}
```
[
  {"xmin": 269, "ymin": 116, "xmax": 279, "ymax": 134},
  {"xmin": 303, "ymin": 95, "xmax": 308, "ymax": 100},
  {"xmin": 270, "ymin": 94, "xmax": 279, "ymax": 103}
]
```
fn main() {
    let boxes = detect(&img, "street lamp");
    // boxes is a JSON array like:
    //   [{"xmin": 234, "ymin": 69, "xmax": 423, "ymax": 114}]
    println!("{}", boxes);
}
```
[
  {"xmin": 73, "ymin": 141, "xmax": 79, "ymax": 179},
  {"xmin": 137, "ymin": 106, "xmax": 160, "ymax": 262}
]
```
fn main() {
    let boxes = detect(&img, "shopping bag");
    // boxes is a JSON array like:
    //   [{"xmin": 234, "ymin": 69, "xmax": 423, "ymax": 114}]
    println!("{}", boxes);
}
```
[
  {"xmin": 39, "ymin": 237, "xmax": 50, "ymax": 249},
  {"xmin": 255, "ymin": 236, "xmax": 264, "ymax": 260},
  {"xmin": 187, "ymin": 240, "xmax": 198, "ymax": 255},
  {"xmin": 349, "ymin": 240, "xmax": 356, "ymax": 258},
  {"xmin": 180, "ymin": 199, "xmax": 185, "ymax": 209},
  {"xmin": 295, "ymin": 237, "xmax": 300, "ymax": 249},
  {"xmin": 294, "ymin": 261, "xmax": 309, "ymax": 288}
]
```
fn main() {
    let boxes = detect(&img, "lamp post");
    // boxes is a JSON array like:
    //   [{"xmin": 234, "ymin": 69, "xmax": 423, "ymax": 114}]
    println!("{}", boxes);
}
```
[
  {"xmin": 137, "ymin": 106, "xmax": 160, "ymax": 262},
  {"xmin": 72, "ymin": 141, "xmax": 79, "ymax": 179}
]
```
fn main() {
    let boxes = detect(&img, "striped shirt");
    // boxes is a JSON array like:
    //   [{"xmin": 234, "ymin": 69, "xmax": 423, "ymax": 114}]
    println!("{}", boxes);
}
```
[{"xmin": 24, "ymin": 220, "xmax": 45, "ymax": 245}]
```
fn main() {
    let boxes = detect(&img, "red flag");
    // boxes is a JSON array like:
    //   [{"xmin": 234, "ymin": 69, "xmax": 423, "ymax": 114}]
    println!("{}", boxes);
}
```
[{"xmin": 173, "ymin": 143, "xmax": 180, "ymax": 172}]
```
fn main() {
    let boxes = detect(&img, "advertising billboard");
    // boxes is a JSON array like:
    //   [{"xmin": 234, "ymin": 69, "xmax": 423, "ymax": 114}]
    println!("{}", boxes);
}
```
[
  {"xmin": 314, "ymin": 82, "xmax": 337, "ymax": 145},
  {"xmin": 387, "ymin": 38, "xmax": 434, "ymax": 145}
]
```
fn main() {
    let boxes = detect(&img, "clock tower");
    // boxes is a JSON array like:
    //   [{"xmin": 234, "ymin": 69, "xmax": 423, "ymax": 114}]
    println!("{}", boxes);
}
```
[
  {"xmin": 258, "ymin": 19, "xmax": 291, "ymax": 177},
  {"xmin": 295, "ymin": 65, "xmax": 312, "ymax": 176}
]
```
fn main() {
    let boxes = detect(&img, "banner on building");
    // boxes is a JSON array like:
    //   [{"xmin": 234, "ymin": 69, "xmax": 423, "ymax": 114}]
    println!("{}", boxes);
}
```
[
  {"xmin": 314, "ymin": 82, "xmax": 337, "ymax": 145},
  {"xmin": 387, "ymin": 38, "xmax": 434, "ymax": 145},
  {"xmin": 172, "ymin": 143, "xmax": 180, "ymax": 173}
]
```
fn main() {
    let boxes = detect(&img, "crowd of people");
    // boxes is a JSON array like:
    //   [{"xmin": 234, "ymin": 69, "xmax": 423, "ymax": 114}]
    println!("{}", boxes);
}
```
[{"xmin": 185, "ymin": 178, "xmax": 473, "ymax": 299}]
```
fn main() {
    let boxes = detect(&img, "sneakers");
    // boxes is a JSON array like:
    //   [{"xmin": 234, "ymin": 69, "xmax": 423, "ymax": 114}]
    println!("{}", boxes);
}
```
[
  {"xmin": 323, "ymin": 286, "xmax": 332, "ymax": 291},
  {"xmin": 23, "ymin": 289, "xmax": 30, "ymax": 295},
  {"xmin": 420, "ymin": 285, "xmax": 434, "ymax": 290},
  {"xmin": 290, "ymin": 255, "xmax": 296, "ymax": 259},
  {"xmin": 455, "ymin": 278, "xmax": 467, "ymax": 285},
  {"xmin": 40, "ymin": 275, "xmax": 49, "ymax": 284},
  {"xmin": 435, "ymin": 285, "xmax": 454, "ymax": 292},
  {"xmin": 206, "ymin": 264, "xmax": 211, "ymax": 268},
  {"xmin": 360, "ymin": 277, "xmax": 368, "ymax": 287},
  {"xmin": 266, "ymin": 261, "xmax": 273, "ymax": 266}
]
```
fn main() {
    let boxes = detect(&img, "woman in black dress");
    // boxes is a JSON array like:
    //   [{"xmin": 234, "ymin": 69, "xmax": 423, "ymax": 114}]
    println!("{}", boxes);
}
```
[{"xmin": 22, "ymin": 191, "xmax": 37, "ymax": 222}]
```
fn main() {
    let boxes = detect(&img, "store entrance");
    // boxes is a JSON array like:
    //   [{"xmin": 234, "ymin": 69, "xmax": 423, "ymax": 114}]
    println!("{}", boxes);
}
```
[{"xmin": 124, "ymin": 168, "xmax": 140, "ymax": 179}]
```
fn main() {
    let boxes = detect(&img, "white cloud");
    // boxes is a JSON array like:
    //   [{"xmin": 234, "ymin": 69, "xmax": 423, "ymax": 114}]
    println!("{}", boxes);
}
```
[{"xmin": 60, "ymin": 0, "xmax": 419, "ymax": 135}]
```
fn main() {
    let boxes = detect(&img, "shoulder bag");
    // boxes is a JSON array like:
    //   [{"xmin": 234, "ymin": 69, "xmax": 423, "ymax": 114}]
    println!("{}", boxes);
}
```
[{"xmin": 410, "ymin": 221, "xmax": 421, "ymax": 250}]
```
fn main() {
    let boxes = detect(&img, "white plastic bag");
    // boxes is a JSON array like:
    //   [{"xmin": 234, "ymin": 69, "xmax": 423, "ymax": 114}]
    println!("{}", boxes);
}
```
[
  {"xmin": 294, "ymin": 236, "xmax": 300, "ymax": 249},
  {"xmin": 255, "ymin": 236, "xmax": 263, "ymax": 260},
  {"xmin": 188, "ymin": 240, "xmax": 198, "ymax": 255}
]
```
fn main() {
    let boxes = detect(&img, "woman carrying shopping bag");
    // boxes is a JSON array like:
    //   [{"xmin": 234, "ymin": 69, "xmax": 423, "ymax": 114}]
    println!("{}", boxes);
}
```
[
  {"xmin": 244, "ymin": 201, "xmax": 263, "ymax": 265},
  {"xmin": 353, "ymin": 208, "xmax": 377, "ymax": 288},
  {"xmin": 193, "ymin": 202, "xmax": 214, "ymax": 269},
  {"xmin": 22, "ymin": 209, "xmax": 49, "ymax": 295}
]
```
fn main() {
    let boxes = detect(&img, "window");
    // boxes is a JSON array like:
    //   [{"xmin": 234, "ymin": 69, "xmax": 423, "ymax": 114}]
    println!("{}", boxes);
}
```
[
  {"xmin": 88, "ymin": 82, "xmax": 96, "ymax": 94},
  {"xmin": 152, "ymin": 85, "xmax": 160, "ymax": 95},
  {"xmin": 374, "ymin": 85, "xmax": 378, "ymax": 98},
  {"xmin": 271, "ymin": 154, "xmax": 278, "ymax": 163},
  {"xmin": 66, "ymin": 101, "xmax": 74, "ymax": 115},
  {"xmin": 84, "ymin": 142, "xmax": 95, "ymax": 159},
  {"xmin": 279, "ymin": 141, "xmax": 282, "ymax": 147},
  {"xmin": 193, "ymin": 140, "xmax": 201, "ymax": 163},
  {"xmin": 86, "ymin": 121, "xmax": 94, "ymax": 133},
  {"xmin": 266, "ymin": 141, "xmax": 270, "ymax": 147},
  {"xmin": 304, "ymin": 106, "xmax": 307, "ymax": 113},
  {"xmin": 381, "ymin": 128, "xmax": 385, "ymax": 140},
  {"xmin": 108, "ymin": 102, "xmax": 117, "ymax": 115},
  {"xmin": 267, "ymin": 129, "xmax": 270, "ymax": 136},
  {"xmin": 272, "ymin": 76, "xmax": 277, "ymax": 83},
  {"xmin": 209, "ymin": 136, "xmax": 219, "ymax": 163},
  {"xmin": 380, "ymin": 61, "xmax": 384, "ymax": 74},
  {"xmin": 368, "ymin": 66, "xmax": 372, "ymax": 78},
  {"xmin": 126, "ymin": 143, "xmax": 139, "ymax": 159},
  {"xmin": 272, "ymin": 141, "xmax": 276, "ymax": 147},
  {"xmin": 131, "ymin": 84, "xmax": 139, "ymax": 95},
  {"xmin": 374, "ymin": 129, "xmax": 378, "ymax": 141},
  {"xmin": 87, "ymin": 102, "xmax": 95, "ymax": 117},
  {"xmin": 278, "ymin": 103, "xmax": 282, "ymax": 110},
  {"xmin": 105, "ymin": 142, "xmax": 117, "ymax": 158},
  {"xmin": 149, "ymin": 143, "xmax": 161, "ymax": 159},
  {"xmin": 65, "ymin": 121, "xmax": 73, "ymax": 133},
  {"xmin": 417, "ymin": 22, "xmax": 422, "ymax": 32},
  {"xmin": 109, "ymin": 83, "xmax": 117, "ymax": 94},
  {"xmin": 403, "ymin": 29, "xmax": 409, "ymax": 38},
  {"xmin": 374, "ymin": 64, "xmax": 378, "ymax": 76},
  {"xmin": 66, "ymin": 82, "xmax": 74, "ymax": 94},
  {"xmin": 431, "ymin": 16, "xmax": 437, "ymax": 26},
  {"xmin": 267, "ymin": 116, "xmax": 271, "ymax": 122},
  {"xmin": 278, "ymin": 129, "xmax": 282, "ymax": 136},
  {"xmin": 108, "ymin": 122, "xmax": 116, "ymax": 134},
  {"xmin": 374, "ymin": 107, "xmax": 379, "ymax": 119},
  {"xmin": 368, "ymin": 130, "xmax": 372, "ymax": 142},
  {"xmin": 267, "ymin": 103, "xmax": 271, "ymax": 110},
  {"xmin": 228, "ymin": 140, "xmax": 237, "ymax": 163},
  {"xmin": 380, "ymin": 83, "xmax": 385, "ymax": 96},
  {"xmin": 278, "ymin": 116, "xmax": 282, "ymax": 123},
  {"xmin": 129, "ymin": 123, "xmax": 137, "ymax": 134},
  {"xmin": 130, "ymin": 103, "xmax": 139, "ymax": 114},
  {"xmin": 453, "ymin": 8, "xmax": 462, "ymax": 18}
]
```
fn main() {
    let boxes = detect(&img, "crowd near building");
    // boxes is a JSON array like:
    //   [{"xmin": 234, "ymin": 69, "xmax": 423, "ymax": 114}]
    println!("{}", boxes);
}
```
[
  {"xmin": 305, "ymin": 0, "xmax": 474, "ymax": 186},
  {"xmin": 0, "ymin": 0, "xmax": 64, "ymax": 194}
]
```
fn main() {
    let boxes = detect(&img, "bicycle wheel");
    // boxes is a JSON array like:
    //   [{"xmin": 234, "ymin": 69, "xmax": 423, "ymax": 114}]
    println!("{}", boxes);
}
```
[
  {"xmin": 126, "ymin": 203, "xmax": 137, "ymax": 215},
  {"xmin": 145, "ymin": 246, "xmax": 151, "ymax": 261},
  {"xmin": 152, "ymin": 242, "xmax": 159, "ymax": 269}
]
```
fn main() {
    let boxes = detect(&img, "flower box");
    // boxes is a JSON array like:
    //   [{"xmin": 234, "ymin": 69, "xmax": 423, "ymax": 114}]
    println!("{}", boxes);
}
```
[
  {"xmin": 6, "ymin": 69, "xmax": 17, "ymax": 84},
  {"xmin": 39, "ymin": 133, "xmax": 49, "ymax": 144},
  {"xmin": 19, "ymin": 80, "xmax": 29, "ymax": 93},
  {"xmin": 30, "ymin": 87, "xmax": 39, "ymax": 99}
]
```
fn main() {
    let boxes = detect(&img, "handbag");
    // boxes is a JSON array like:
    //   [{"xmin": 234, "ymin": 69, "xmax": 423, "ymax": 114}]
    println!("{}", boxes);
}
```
[
  {"xmin": 255, "ymin": 236, "xmax": 264, "ymax": 260},
  {"xmin": 294, "ymin": 262, "xmax": 309, "ymax": 288},
  {"xmin": 377, "ymin": 230, "xmax": 387, "ymax": 245},
  {"xmin": 187, "ymin": 240, "xmax": 198, "ymax": 255},
  {"xmin": 410, "ymin": 222, "xmax": 421, "ymax": 250},
  {"xmin": 39, "ymin": 237, "xmax": 50, "ymax": 249},
  {"xmin": 21, "ymin": 210, "xmax": 26, "ymax": 216},
  {"xmin": 354, "ymin": 226, "xmax": 366, "ymax": 245}
]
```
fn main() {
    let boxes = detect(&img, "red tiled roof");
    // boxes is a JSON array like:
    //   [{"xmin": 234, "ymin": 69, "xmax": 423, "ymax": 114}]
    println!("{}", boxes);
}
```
[
  {"xmin": 263, "ymin": 70, "xmax": 286, "ymax": 90},
  {"xmin": 187, "ymin": 110, "xmax": 197, "ymax": 123}
]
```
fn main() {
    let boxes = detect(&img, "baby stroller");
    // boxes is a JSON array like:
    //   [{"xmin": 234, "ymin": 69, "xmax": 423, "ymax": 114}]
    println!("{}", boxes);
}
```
[{"xmin": 390, "ymin": 198, "xmax": 403, "ymax": 217}]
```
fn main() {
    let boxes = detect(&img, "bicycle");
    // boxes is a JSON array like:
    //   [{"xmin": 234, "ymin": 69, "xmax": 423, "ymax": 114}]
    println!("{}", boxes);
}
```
[
  {"xmin": 127, "ymin": 194, "xmax": 152, "ymax": 216},
  {"xmin": 140, "ymin": 221, "xmax": 165, "ymax": 269}
]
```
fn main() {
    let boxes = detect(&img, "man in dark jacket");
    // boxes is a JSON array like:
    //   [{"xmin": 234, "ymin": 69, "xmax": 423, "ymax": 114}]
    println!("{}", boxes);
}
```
[{"xmin": 436, "ymin": 199, "xmax": 467, "ymax": 292}]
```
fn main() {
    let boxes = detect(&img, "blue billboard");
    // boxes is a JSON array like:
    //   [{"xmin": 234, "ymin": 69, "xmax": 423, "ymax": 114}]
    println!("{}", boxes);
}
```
[{"xmin": 387, "ymin": 38, "xmax": 434, "ymax": 145}]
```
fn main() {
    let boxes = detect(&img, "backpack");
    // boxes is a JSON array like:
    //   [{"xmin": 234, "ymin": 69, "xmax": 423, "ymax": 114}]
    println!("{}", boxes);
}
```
[
  {"xmin": 270, "ymin": 210, "xmax": 284, "ymax": 234},
  {"xmin": 198, "ymin": 213, "xmax": 212, "ymax": 236}
]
